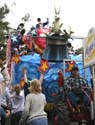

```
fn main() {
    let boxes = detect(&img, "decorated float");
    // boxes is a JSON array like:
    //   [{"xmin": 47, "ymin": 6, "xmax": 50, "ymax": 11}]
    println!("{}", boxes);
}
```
[{"xmin": 6, "ymin": 7, "xmax": 93, "ymax": 125}]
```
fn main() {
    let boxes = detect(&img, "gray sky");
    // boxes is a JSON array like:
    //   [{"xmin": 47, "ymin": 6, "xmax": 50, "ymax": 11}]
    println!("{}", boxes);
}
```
[{"xmin": 1, "ymin": 0, "xmax": 95, "ymax": 49}]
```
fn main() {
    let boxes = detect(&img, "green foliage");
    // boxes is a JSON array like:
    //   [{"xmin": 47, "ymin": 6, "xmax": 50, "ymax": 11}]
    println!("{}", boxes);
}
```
[
  {"xmin": 0, "ymin": 4, "xmax": 10, "ymax": 60},
  {"xmin": 75, "ymin": 47, "xmax": 83, "ymax": 55}
]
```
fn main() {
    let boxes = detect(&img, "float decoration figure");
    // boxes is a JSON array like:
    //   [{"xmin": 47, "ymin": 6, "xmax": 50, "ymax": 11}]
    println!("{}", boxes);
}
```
[
  {"xmin": 38, "ymin": 59, "xmax": 49, "ymax": 73},
  {"xmin": 49, "ymin": 7, "xmax": 74, "ymax": 41}
]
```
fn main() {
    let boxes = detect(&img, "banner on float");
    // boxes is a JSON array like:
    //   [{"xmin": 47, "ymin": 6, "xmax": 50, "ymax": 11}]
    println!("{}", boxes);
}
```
[{"xmin": 83, "ymin": 31, "xmax": 95, "ymax": 67}]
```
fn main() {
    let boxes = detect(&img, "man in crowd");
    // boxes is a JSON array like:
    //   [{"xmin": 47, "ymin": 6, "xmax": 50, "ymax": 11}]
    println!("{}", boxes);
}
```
[{"xmin": 64, "ymin": 66, "xmax": 91, "ymax": 112}]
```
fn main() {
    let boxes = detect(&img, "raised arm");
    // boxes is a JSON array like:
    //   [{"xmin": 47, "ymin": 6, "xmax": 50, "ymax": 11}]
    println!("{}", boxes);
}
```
[
  {"xmin": 0, "ymin": 60, "xmax": 10, "ymax": 85},
  {"xmin": 22, "ymin": 68, "xmax": 28, "ymax": 83},
  {"xmin": 39, "ymin": 72, "xmax": 44, "ymax": 85}
]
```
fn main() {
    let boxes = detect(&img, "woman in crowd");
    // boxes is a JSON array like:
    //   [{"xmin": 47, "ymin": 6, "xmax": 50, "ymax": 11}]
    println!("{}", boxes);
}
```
[
  {"xmin": 19, "ymin": 72, "xmax": 48, "ymax": 125},
  {"xmin": 0, "ymin": 60, "xmax": 11, "ymax": 125}
]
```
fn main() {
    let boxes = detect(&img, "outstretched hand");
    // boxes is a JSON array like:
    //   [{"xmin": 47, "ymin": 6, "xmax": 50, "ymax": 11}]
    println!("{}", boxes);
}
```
[
  {"xmin": 39, "ymin": 72, "xmax": 45, "ymax": 84},
  {"xmin": 22, "ymin": 68, "xmax": 27, "ymax": 74},
  {"xmin": 6, "ymin": 110, "xmax": 10, "ymax": 117},
  {"xmin": 22, "ymin": 67, "xmax": 28, "ymax": 83}
]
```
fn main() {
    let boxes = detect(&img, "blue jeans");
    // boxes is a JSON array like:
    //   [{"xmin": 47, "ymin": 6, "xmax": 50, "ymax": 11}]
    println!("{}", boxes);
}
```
[
  {"xmin": 67, "ymin": 91, "xmax": 90, "ymax": 107},
  {"xmin": 11, "ymin": 111, "xmax": 22, "ymax": 125},
  {"xmin": 27, "ymin": 117, "xmax": 48, "ymax": 125},
  {"xmin": 0, "ymin": 107, "xmax": 6, "ymax": 125}
]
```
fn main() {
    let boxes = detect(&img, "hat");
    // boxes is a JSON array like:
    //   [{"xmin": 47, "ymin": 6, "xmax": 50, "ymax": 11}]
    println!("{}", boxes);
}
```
[{"xmin": 71, "ymin": 66, "xmax": 79, "ymax": 72}]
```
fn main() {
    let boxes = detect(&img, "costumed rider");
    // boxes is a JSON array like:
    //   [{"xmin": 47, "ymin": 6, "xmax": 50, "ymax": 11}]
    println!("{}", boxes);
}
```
[
  {"xmin": 32, "ymin": 18, "xmax": 49, "ymax": 55},
  {"xmin": 17, "ymin": 23, "xmax": 28, "ymax": 56},
  {"xmin": 36, "ymin": 18, "xmax": 49, "ymax": 29}
]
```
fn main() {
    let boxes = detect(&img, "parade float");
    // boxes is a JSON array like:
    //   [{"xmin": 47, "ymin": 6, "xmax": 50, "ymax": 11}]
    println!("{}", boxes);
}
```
[{"xmin": 6, "ymin": 7, "xmax": 93, "ymax": 125}]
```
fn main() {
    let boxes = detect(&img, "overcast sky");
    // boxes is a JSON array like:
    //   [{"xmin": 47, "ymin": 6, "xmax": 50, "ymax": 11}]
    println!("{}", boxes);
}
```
[{"xmin": 1, "ymin": 0, "xmax": 95, "ymax": 49}]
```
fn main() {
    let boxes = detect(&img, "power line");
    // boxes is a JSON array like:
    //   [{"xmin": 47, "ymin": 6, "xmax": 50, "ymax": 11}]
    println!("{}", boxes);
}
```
[{"xmin": 71, "ymin": 36, "xmax": 86, "ymax": 40}]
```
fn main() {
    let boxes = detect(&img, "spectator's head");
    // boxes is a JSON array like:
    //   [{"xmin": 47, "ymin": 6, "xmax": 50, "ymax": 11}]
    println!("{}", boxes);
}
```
[
  {"xmin": 71, "ymin": 66, "xmax": 79, "ymax": 71},
  {"xmin": 14, "ymin": 84, "xmax": 21, "ymax": 95},
  {"xmin": 29, "ymin": 79, "xmax": 42, "ymax": 93},
  {"xmin": 71, "ymin": 66, "xmax": 79, "ymax": 78}
]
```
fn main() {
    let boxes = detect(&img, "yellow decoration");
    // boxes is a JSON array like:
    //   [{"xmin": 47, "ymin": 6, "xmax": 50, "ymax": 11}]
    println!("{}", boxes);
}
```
[
  {"xmin": 65, "ymin": 61, "xmax": 75, "ymax": 72},
  {"xmin": 11, "ymin": 55, "xmax": 20, "ymax": 64},
  {"xmin": 39, "ymin": 59, "xmax": 49, "ymax": 73}
]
